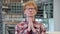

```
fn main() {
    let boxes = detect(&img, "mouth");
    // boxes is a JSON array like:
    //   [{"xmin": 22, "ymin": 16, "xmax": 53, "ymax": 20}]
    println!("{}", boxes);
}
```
[
  {"xmin": 28, "ymin": 16, "xmax": 33, "ymax": 17},
  {"xmin": 29, "ymin": 13, "xmax": 33, "ymax": 14}
]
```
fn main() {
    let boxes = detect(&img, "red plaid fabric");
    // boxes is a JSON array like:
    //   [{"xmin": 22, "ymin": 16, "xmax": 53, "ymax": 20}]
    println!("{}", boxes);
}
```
[{"xmin": 15, "ymin": 20, "xmax": 46, "ymax": 34}]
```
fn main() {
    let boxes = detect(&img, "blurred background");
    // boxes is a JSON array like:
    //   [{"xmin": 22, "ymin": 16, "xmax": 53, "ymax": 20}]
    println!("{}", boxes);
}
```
[{"xmin": 0, "ymin": 0, "xmax": 60, "ymax": 34}]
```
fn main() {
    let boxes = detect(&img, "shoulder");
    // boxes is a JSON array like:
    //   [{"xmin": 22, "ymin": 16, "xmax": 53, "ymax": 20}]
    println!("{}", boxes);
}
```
[
  {"xmin": 34, "ymin": 21, "xmax": 46, "ymax": 28},
  {"xmin": 36, "ymin": 21, "xmax": 46, "ymax": 28},
  {"xmin": 39, "ymin": 23, "xmax": 45, "ymax": 26},
  {"xmin": 34, "ymin": 21, "xmax": 45, "ymax": 26},
  {"xmin": 16, "ymin": 21, "xmax": 25, "ymax": 27},
  {"xmin": 35, "ymin": 21, "xmax": 43, "ymax": 25}
]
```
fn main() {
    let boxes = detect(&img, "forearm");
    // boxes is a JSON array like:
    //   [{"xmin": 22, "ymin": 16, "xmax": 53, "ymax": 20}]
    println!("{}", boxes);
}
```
[
  {"xmin": 32, "ymin": 28, "xmax": 40, "ymax": 34},
  {"xmin": 41, "ymin": 32, "xmax": 46, "ymax": 34},
  {"xmin": 32, "ymin": 30, "xmax": 40, "ymax": 34},
  {"xmin": 41, "ymin": 30, "xmax": 46, "ymax": 34}
]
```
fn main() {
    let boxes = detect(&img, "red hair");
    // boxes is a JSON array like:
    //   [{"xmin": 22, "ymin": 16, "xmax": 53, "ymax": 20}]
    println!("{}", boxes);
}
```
[{"xmin": 23, "ymin": 1, "xmax": 37, "ymax": 11}]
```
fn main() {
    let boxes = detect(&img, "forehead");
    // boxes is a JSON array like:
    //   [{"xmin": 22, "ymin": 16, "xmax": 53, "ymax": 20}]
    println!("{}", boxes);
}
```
[{"xmin": 25, "ymin": 6, "xmax": 35, "ymax": 8}]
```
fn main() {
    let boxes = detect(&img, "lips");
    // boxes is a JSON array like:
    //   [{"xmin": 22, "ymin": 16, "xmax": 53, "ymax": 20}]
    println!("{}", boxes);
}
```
[{"xmin": 29, "ymin": 12, "xmax": 33, "ymax": 14}]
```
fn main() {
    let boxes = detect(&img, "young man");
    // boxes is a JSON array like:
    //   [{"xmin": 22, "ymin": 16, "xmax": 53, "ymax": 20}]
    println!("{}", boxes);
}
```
[{"xmin": 15, "ymin": 1, "xmax": 46, "ymax": 34}]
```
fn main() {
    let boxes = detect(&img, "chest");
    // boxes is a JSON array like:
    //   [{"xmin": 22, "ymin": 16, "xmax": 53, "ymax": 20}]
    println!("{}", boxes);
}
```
[{"xmin": 22, "ymin": 23, "xmax": 40, "ymax": 30}]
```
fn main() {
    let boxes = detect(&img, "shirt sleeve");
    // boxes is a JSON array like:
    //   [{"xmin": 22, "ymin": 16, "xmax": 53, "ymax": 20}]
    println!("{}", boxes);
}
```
[
  {"xmin": 15, "ymin": 25, "xmax": 24, "ymax": 34},
  {"xmin": 15, "ymin": 25, "xmax": 20, "ymax": 34},
  {"xmin": 15, "ymin": 24, "xmax": 30, "ymax": 34},
  {"xmin": 41, "ymin": 24, "xmax": 46, "ymax": 34}
]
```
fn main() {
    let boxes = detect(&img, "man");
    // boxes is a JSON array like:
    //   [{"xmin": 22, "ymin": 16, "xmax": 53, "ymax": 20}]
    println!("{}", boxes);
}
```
[{"xmin": 15, "ymin": 1, "xmax": 46, "ymax": 34}]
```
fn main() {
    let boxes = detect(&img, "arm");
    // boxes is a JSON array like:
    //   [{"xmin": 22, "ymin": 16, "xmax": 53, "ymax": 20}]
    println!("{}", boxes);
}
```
[
  {"xmin": 15, "ymin": 25, "xmax": 20, "ymax": 34},
  {"xmin": 15, "ymin": 25, "xmax": 24, "ymax": 34},
  {"xmin": 41, "ymin": 24, "xmax": 46, "ymax": 34},
  {"xmin": 15, "ymin": 24, "xmax": 31, "ymax": 34}
]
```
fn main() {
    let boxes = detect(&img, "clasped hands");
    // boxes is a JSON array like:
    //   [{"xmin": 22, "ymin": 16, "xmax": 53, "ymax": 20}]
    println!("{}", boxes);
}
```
[{"xmin": 27, "ymin": 19, "xmax": 36, "ymax": 32}]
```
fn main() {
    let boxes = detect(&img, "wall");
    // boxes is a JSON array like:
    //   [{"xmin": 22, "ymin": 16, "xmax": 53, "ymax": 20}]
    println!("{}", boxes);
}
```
[{"xmin": 54, "ymin": 0, "xmax": 60, "ymax": 31}]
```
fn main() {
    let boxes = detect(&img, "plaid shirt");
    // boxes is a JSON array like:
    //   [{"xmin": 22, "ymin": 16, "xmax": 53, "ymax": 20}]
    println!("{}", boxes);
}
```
[{"xmin": 15, "ymin": 20, "xmax": 46, "ymax": 34}]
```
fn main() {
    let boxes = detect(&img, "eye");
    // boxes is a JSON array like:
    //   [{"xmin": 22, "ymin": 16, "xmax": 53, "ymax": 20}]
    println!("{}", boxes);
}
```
[{"xmin": 26, "ymin": 8, "xmax": 35, "ymax": 10}]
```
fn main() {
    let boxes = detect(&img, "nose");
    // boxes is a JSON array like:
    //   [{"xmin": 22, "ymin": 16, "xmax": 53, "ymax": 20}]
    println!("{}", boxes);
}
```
[{"xmin": 29, "ymin": 9, "xmax": 32, "ymax": 12}]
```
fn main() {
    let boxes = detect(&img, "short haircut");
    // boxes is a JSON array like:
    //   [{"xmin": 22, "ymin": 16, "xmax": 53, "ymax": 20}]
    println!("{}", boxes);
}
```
[{"xmin": 23, "ymin": 1, "xmax": 37, "ymax": 11}]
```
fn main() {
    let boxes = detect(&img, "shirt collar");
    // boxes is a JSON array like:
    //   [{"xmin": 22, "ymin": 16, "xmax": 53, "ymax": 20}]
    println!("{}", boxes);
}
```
[{"xmin": 24, "ymin": 20, "xmax": 36, "ymax": 24}]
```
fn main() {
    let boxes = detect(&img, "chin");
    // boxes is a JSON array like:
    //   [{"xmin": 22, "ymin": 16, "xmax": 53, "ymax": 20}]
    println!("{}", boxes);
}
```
[{"xmin": 28, "ymin": 15, "xmax": 34, "ymax": 17}]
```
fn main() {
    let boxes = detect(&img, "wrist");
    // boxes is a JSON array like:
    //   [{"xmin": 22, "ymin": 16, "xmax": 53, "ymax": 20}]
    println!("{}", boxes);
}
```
[
  {"xmin": 27, "ymin": 28, "xmax": 30, "ymax": 32},
  {"xmin": 27, "ymin": 27, "xmax": 31, "ymax": 32}
]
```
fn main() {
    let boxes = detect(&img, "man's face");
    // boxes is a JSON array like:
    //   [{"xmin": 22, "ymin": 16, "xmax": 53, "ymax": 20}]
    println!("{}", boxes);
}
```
[{"xmin": 24, "ymin": 6, "xmax": 37, "ymax": 17}]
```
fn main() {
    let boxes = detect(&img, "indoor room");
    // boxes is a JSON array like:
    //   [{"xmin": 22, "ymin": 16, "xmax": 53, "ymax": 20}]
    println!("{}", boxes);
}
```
[{"xmin": 0, "ymin": 0, "xmax": 60, "ymax": 34}]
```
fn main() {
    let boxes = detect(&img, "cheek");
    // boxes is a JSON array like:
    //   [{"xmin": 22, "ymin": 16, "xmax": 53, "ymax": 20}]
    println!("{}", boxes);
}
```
[
  {"xmin": 24, "ymin": 10, "xmax": 28, "ymax": 15},
  {"xmin": 34, "ymin": 11, "xmax": 37, "ymax": 15}
]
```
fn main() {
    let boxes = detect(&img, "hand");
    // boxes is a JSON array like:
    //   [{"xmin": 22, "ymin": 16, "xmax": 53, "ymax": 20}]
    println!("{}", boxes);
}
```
[
  {"xmin": 31, "ymin": 23, "xmax": 36, "ymax": 32},
  {"xmin": 27, "ymin": 21, "xmax": 36, "ymax": 32},
  {"xmin": 27, "ymin": 17, "xmax": 33, "ymax": 31},
  {"xmin": 27, "ymin": 17, "xmax": 36, "ymax": 32},
  {"xmin": 27, "ymin": 23, "xmax": 31, "ymax": 31}
]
